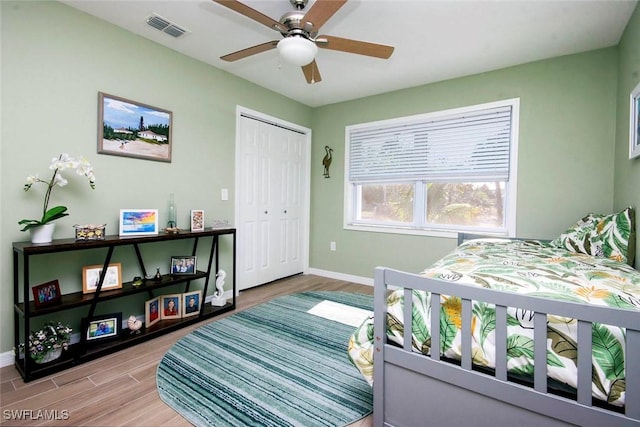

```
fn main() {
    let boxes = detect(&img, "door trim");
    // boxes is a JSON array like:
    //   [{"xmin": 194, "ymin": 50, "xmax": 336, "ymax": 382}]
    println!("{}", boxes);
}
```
[{"xmin": 234, "ymin": 106, "xmax": 311, "ymax": 291}]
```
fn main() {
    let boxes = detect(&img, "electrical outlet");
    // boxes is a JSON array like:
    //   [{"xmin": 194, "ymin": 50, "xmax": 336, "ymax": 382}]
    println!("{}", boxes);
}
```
[{"xmin": 330, "ymin": 241, "xmax": 336, "ymax": 251}]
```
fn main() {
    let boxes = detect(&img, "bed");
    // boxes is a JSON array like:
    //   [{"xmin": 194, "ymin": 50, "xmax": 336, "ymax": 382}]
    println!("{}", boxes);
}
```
[{"xmin": 348, "ymin": 208, "xmax": 640, "ymax": 426}]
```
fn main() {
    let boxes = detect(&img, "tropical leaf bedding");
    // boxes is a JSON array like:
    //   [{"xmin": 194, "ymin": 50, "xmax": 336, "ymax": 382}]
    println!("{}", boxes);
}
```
[{"xmin": 348, "ymin": 238, "xmax": 640, "ymax": 407}]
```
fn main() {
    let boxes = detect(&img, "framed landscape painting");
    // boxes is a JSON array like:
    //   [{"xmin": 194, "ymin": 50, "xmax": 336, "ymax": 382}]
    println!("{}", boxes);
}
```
[{"xmin": 98, "ymin": 92, "xmax": 173, "ymax": 163}]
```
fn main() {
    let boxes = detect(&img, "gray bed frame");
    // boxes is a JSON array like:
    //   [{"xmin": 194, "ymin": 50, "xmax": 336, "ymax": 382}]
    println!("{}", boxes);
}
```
[{"xmin": 372, "ymin": 234, "xmax": 640, "ymax": 427}]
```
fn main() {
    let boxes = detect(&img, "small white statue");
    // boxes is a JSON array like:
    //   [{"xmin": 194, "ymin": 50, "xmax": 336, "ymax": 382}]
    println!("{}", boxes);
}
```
[{"xmin": 211, "ymin": 269, "xmax": 227, "ymax": 306}]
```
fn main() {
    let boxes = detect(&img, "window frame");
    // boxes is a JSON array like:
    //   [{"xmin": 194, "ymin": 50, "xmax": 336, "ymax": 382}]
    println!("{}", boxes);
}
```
[{"xmin": 344, "ymin": 98, "xmax": 519, "ymax": 238}]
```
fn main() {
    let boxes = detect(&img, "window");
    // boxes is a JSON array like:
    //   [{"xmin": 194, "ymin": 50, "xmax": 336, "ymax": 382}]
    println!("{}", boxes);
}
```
[{"xmin": 345, "ymin": 99, "xmax": 519, "ymax": 237}]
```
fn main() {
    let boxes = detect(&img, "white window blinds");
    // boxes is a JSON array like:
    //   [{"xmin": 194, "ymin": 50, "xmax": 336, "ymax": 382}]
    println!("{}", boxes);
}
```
[{"xmin": 348, "ymin": 105, "xmax": 513, "ymax": 182}]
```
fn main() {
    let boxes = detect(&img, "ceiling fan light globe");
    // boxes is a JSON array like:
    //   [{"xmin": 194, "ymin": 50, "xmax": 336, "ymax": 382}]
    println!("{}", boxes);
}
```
[{"xmin": 277, "ymin": 36, "xmax": 317, "ymax": 66}]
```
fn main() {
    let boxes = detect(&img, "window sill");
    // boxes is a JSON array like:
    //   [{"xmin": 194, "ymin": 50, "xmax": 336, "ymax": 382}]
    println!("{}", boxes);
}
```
[{"xmin": 344, "ymin": 223, "xmax": 510, "ymax": 239}]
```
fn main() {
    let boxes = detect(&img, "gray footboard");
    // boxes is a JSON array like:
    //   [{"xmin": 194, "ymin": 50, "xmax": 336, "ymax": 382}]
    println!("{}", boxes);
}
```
[{"xmin": 372, "ymin": 267, "xmax": 640, "ymax": 427}]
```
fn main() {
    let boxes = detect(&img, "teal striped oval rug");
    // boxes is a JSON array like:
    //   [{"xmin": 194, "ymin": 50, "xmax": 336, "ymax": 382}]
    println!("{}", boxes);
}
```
[{"xmin": 157, "ymin": 291, "xmax": 373, "ymax": 427}]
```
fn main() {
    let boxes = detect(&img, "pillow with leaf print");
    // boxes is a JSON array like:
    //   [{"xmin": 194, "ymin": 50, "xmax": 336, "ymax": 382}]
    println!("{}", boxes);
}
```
[{"xmin": 551, "ymin": 207, "xmax": 635, "ymax": 266}]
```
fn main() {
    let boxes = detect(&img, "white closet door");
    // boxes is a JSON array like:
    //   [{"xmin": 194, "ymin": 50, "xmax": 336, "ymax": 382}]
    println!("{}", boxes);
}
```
[{"xmin": 237, "ymin": 114, "xmax": 308, "ymax": 290}]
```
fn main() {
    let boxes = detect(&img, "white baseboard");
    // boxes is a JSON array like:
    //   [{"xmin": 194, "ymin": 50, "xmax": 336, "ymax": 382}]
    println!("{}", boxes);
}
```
[
  {"xmin": 307, "ymin": 268, "xmax": 373, "ymax": 287},
  {"xmin": 0, "ymin": 351, "xmax": 14, "ymax": 368},
  {"xmin": 0, "ymin": 276, "xmax": 359, "ymax": 369}
]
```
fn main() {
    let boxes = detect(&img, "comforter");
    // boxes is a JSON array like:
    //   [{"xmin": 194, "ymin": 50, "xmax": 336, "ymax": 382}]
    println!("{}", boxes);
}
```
[{"xmin": 348, "ymin": 239, "xmax": 640, "ymax": 406}]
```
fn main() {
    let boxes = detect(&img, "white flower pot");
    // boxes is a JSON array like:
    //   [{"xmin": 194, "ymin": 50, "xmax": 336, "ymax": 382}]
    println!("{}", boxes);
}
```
[{"xmin": 30, "ymin": 223, "xmax": 56, "ymax": 244}]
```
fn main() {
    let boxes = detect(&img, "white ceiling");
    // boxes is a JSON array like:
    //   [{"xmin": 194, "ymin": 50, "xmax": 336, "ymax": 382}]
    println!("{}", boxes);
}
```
[{"xmin": 60, "ymin": 0, "xmax": 637, "ymax": 107}]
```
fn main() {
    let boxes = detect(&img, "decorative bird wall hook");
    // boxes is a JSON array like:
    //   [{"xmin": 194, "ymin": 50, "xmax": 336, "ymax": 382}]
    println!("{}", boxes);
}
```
[{"xmin": 322, "ymin": 146, "xmax": 333, "ymax": 178}]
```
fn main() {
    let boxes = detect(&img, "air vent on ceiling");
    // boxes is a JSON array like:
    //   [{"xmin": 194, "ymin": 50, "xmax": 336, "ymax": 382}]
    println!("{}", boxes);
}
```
[{"xmin": 146, "ymin": 14, "xmax": 189, "ymax": 38}]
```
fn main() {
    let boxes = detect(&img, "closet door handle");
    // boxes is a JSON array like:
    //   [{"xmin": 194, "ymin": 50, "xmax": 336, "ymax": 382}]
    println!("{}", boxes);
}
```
[
  {"xmin": 264, "ymin": 210, "xmax": 268, "ymax": 214},
  {"xmin": 284, "ymin": 210, "xmax": 287, "ymax": 214}
]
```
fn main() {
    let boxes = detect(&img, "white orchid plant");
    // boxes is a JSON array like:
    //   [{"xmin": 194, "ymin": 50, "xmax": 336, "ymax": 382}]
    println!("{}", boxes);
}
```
[{"xmin": 19, "ymin": 154, "xmax": 96, "ymax": 232}]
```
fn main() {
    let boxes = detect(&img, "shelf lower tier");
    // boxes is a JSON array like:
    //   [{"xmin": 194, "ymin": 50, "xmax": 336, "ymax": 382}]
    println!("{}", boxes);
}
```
[{"xmin": 15, "ymin": 301, "xmax": 235, "ymax": 382}]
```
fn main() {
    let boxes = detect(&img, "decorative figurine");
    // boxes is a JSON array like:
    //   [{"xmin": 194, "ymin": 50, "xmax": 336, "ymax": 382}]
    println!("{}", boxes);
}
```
[
  {"xmin": 127, "ymin": 315, "xmax": 142, "ymax": 334},
  {"xmin": 211, "ymin": 269, "xmax": 227, "ymax": 306},
  {"xmin": 154, "ymin": 268, "xmax": 162, "ymax": 282},
  {"xmin": 322, "ymin": 145, "xmax": 333, "ymax": 178},
  {"xmin": 132, "ymin": 276, "xmax": 143, "ymax": 288}
]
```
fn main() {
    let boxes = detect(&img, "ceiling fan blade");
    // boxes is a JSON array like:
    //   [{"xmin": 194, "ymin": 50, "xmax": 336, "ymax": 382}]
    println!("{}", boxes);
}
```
[
  {"xmin": 302, "ymin": 61, "xmax": 322, "ymax": 84},
  {"xmin": 213, "ymin": 0, "xmax": 288, "ymax": 33},
  {"xmin": 317, "ymin": 35, "xmax": 394, "ymax": 59},
  {"xmin": 302, "ymin": 0, "xmax": 347, "ymax": 31},
  {"xmin": 221, "ymin": 41, "xmax": 279, "ymax": 62}
]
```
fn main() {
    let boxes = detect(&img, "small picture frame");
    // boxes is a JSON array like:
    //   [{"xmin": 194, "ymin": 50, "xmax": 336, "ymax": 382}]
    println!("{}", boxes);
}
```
[
  {"xmin": 145, "ymin": 296, "xmax": 161, "ymax": 328},
  {"xmin": 84, "ymin": 312, "xmax": 121, "ymax": 342},
  {"xmin": 182, "ymin": 290, "xmax": 202, "ymax": 318},
  {"xmin": 119, "ymin": 209, "xmax": 159, "ymax": 236},
  {"xmin": 82, "ymin": 263, "xmax": 123, "ymax": 294},
  {"xmin": 190, "ymin": 209, "xmax": 204, "ymax": 232},
  {"xmin": 170, "ymin": 256, "xmax": 197, "ymax": 275},
  {"xmin": 32, "ymin": 279, "xmax": 62, "ymax": 308},
  {"xmin": 630, "ymin": 81, "xmax": 640, "ymax": 159},
  {"xmin": 161, "ymin": 294, "xmax": 181, "ymax": 320}
]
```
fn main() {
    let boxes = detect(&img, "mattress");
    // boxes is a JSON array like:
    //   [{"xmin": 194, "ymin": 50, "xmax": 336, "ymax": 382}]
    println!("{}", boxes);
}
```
[{"xmin": 348, "ymin": 238, "xmax": 640, "ymax": 407}]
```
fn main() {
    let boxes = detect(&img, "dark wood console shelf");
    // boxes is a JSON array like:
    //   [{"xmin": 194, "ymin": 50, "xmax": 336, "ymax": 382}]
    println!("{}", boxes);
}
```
[{"xmin": 13, "ymin": 227, "xmax": 236, "ymax": 382}]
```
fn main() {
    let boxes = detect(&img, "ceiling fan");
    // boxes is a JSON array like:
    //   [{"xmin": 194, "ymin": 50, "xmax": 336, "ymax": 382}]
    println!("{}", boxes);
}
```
[{"xmin": 213, "ymin": 0, "xmax": 394, "ymax": 84}]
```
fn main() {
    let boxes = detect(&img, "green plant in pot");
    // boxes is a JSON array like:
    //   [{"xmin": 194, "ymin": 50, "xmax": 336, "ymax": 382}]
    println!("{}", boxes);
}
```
[{"xmin": 19, "ymin": 154, "xmax": 96, "ymax": 241}]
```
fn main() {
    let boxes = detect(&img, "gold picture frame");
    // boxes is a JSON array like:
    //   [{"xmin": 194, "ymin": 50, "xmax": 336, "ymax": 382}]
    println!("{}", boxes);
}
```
[
  {"xmin": 161, "ymin": 294, "xmax": 181, "ymax": 320},
  {"xmin": 145, "ymin": 296, "xmax": 161, "ymax": 328},
  {"xmin": 82, "ymin": 263, "xmax": 122, "ymax": 294},
  {"xmin": 182, "ymin": 290, "xmax": 202, "ymax": 318}
]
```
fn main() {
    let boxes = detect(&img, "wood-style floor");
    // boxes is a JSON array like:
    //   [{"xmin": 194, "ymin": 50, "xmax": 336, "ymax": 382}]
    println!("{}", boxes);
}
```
[{"xmin": 0, "ymin": 275, "xmax": 374, "ymax": 426}]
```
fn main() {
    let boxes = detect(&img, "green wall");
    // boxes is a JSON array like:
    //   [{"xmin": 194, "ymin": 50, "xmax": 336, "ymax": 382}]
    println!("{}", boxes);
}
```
[
  {"xmin": 1, "ymin": 0, "xmax": 638, "ymax": 355},
  {"xmin": 614, "ymin": 5, "xmax": 640, "ymax": 255},
  {"xmin": 0, "ymin": 1, "xmax": 312, "ymax": 353},
  {"xmin": 309, "ymin": 48, "xmax": 619, "ymax": 278}
]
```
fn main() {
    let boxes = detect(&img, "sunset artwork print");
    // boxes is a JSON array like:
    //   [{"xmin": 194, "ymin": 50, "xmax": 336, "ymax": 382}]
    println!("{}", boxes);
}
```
[{"xmin": 119, "ymin": 209, "xmax": 159, "ymax": 236}]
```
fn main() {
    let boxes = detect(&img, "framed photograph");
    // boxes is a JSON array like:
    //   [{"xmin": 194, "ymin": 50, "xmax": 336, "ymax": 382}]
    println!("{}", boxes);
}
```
[
  {"xmin": 190, "ymin": 209, "xmax": 204, "ymax": 232},
  {"xmin": 171, "ymin": 256, "xmax": 197, "ymax": 275},
  {"xmin": 82, "ymin": 263, "xmax": 122, "ymax": 294},
  {"xmin": 145, "ymin": 296, "xmax": 161, "ymax": 328},
  {"xmin": 84, "ymin": 312, "xmax": 121, "ymax": 342},
  {"xmin": 161, "ymin": 294, "xmax": 181, "ymax": 320},
  {"xmin": 32, "ymin": 279, "xmax": 62, "ymax": 308},
  {"xmin": 630, "ymin": 81, "xmax": 640, "ymax": 159},
  {"xmin": 182, "ymin": 290, "xmax": 202, "ymax": 318},
  {"xmin": 97, "ymin": 92, "xmax": 172, "ymax": 163},
  {"xmin": 119, "ymin": 209, "xmax": 159, "ymax": 236}
]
